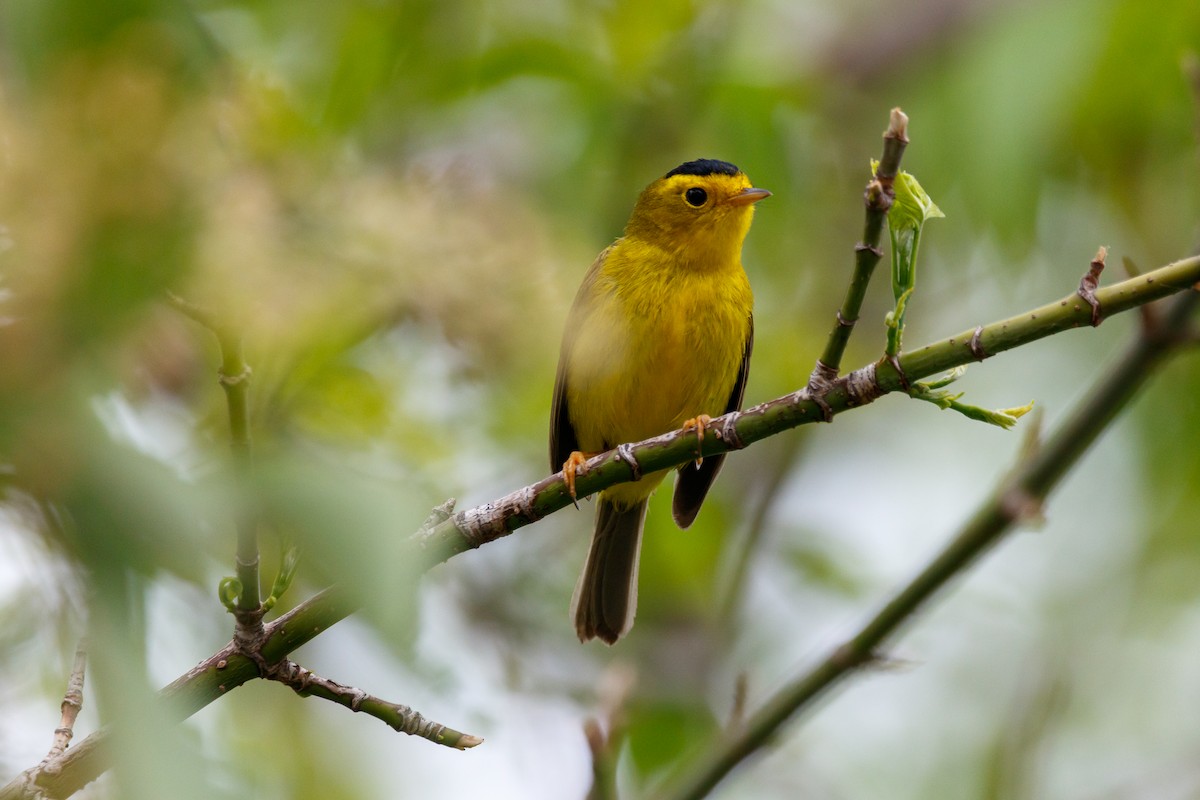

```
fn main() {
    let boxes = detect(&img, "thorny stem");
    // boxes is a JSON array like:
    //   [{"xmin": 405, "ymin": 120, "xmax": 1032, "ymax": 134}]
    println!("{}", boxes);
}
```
[{"xmin": 654, "ymin": 288, "xmax": 1199, "ymax": 800}]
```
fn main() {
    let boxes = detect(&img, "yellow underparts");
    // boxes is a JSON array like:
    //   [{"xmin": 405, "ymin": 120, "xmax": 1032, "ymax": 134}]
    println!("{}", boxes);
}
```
[{"xmin": 563, "ymin": 235, "xmax": 752, "ymax": 509}]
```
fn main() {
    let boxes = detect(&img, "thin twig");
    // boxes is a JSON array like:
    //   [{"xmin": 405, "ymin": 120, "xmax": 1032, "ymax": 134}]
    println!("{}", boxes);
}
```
[
  {"xmin": 810, "ymin": 107, "xmax": 909, "ymax": 394},
  {"xmin": 8, "ymin": 638, "xmax": 92, "ymax": 797},
  {"xmin": 166, "ymin": 294, "xmax": 264, "ymax": 640},
  {"xmin": 653, "ymin": 289, "xmax": 1200, "ymax": 800},
  {"xmin": 45, "ymin": 639, "xmax": 87, "ymax": 762},
  {"xmin": 268, "ymin": 660, "xmax": 482, "ymax": 749}
]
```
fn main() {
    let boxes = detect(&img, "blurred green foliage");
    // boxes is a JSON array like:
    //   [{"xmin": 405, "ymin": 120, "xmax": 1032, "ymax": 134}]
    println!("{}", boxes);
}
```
[{"xmin": 0, "ymin": 0, "xmax": 1198, "ymax": 798}]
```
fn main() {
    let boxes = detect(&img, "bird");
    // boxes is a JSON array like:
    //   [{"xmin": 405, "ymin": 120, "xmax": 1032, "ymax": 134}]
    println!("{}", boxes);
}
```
[{"xmin": 550, "ymin": 158, "xmax": 768, "ymax": 644}]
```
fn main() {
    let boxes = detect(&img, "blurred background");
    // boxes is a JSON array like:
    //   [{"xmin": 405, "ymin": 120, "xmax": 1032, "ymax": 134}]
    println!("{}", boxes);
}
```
[{"xmin": 1, "ymin": 0, "xmax": 1199, "ymax": 797}]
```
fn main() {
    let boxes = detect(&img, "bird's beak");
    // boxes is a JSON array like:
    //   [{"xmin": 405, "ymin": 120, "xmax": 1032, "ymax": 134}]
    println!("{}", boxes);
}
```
[{"xmin": 727, "ymin": 187, "xmax": 772, "ymax": 206}]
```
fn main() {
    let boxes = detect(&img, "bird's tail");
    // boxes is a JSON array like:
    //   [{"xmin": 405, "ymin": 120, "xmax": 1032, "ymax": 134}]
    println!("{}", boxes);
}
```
[{"xmin": 571, "ymin": 496, "xmax": 648, "ymax": 644}]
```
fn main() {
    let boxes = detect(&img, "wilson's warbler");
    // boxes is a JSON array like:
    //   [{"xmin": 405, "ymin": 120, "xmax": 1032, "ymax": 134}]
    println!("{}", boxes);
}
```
[{"xmin": 550, "ymin": 159, "xmax": 768, "ymax": 644}]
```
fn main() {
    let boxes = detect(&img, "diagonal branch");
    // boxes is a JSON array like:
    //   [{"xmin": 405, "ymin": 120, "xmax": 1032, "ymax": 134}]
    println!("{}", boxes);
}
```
[
  {"xmin": 653, "ymin": 288, "xmax": 1200, "ymax": 800},
  {"xmin": 9, "ymin": 254, "xmax": 1198, "ymax": 800},
  {"xmin": 268, "ymin": 660, "xmax": 482, "ymax": 749},
  {"xmin": 415, "ymin": 253, "xmax": 1200, "ymax": 567}
]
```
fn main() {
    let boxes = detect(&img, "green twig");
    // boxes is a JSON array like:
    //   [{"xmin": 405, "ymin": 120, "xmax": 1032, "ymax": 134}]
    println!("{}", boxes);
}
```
[
  {"xmin": 220, "ymin": 340, "xmax": 260, "ymax": 616},
  {"xmin": 165, "ymin": 294, "xmax": 263, "ymax": 622},
  {"xmin": 653, "ymin": 287, "xmax": 1199, "ymax": 800},
  {"xmin": 809, "ymin": 107, "xmax": 909, "ymax": 399}
]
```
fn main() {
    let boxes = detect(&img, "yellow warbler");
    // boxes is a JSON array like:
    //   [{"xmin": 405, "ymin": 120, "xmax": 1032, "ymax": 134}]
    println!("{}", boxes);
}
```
[{"xmin": 550, "ymin": 159, "xmax": 768, "ymax": 644}]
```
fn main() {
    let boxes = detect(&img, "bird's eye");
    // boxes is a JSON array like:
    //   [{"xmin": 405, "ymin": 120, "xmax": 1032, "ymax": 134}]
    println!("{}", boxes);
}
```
[{"xmin": 684, "ymin": 187, "xmax": 708, "ymax": 207}]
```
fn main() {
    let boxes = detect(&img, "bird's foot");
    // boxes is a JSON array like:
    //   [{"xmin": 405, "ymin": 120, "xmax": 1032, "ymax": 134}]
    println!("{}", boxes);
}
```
[
  {"xmin": 562, "ymin": 451, "xmax": 591, "ymax": 506},
  {"xmin": 682, "ymin": 414, "xmax": 713, "ymax": 466}
]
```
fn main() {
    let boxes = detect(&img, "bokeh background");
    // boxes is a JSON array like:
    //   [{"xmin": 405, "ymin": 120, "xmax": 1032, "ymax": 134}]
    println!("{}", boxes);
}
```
[{"xmin": 2, "ymin": 0, "xmax": 1199, "ymax": 798}]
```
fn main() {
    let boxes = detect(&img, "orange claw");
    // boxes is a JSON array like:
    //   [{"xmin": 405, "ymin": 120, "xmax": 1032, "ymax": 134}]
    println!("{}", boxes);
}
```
[
  {"xmin": 682, "ymin": 414, "xmax": 713, "ymax": 466},
  {"xmin": 562, "ymin": 451, "xmax": 590, "ymax": 502}
]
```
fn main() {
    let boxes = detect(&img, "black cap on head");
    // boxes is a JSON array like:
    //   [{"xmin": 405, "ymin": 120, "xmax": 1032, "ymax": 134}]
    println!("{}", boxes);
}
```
[{"xmin": 664, "ymin": 159, "xmax": 740, "ymax": 179}]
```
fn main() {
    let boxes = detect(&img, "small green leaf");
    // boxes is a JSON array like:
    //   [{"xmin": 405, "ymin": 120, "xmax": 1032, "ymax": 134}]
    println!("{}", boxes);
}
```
[
  {"xmin": 263, "ymin": 539, "xmax": 301, "ymax": 612},
  {"xmin": 979, "ymin": 400, "xmax": 1036, "ymax": 429},
  {"xmin": 872, "ymin": 162, "xmax": 944, "ymax": 357},
  {"xmin": 919, "ymin": 366, "xmax": 969, "ymax": 391},
  {"xmin": 887, "ymin": 167, "xmax": 946, "ymax": 232}
]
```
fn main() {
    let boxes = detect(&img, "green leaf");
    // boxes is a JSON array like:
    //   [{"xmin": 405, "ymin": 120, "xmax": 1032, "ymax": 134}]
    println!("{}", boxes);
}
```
[
  {"xmin": 874, "ymin": 162, "xmax": 945, "ymax": 356},
  {"xmin": 875, "ymin": 166, "xmax": 941, "ymax": 356},
  {"xmin": 919, "ymin": 365, "xmax": 968, "ymax": 391},
  {"xmin": 263, "ymin": 538, "xmax": 301, "ymax": 612},
  {"xmin": 888, "ymin": 168, "xmax": 946, "ymax": 233}
]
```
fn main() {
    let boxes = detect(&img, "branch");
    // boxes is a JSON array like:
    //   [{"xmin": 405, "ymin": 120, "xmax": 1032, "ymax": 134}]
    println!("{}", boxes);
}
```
[
  {"xmin": 2, "ymin": 589, "xmax": 347, "ymax": 799},
  {"xmin": 268, "ymin": 660, "xmax": 482, "ymax": 749},
  {"xmin": 11, "ymin": 253, "xmax": 1200, "ymax": 796},
  {"xmin": 6, "ymin": 640, "xmax": 90, "ymax": 799},
  {"xmin": 653, "ymin": 288, "xmax": 1200, "ymax": 800},
  {"xmin": 46, "ymin": 640, "xmax": 87, "ymax": 762},
  {"xmin": 14, "ymin": 251, "xmax": 1195, "ymax": 800},
  {"xmin": 809, "ymin": 107, "xmax": 909, "ymax": 407},
  {"xmin": 165, "ymin": 293, "xmax": 264, "ymax": 629},
  {"xmin": 415, "ymin": 253, "xmax": 1200, "ymax": 567},
  {"xmin": 8, "ymin": 253, "xmax": 1197, "ymax": 799}
]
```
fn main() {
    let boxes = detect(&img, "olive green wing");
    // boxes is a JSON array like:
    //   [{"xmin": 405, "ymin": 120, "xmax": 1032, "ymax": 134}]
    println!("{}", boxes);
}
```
[
  {"xmin": 672, "ymin": 314, "xmax": 753, "ymax": 529},
  {"xmin": 550, "ymin": 247, "xmax": 611, "ymax": 473}
]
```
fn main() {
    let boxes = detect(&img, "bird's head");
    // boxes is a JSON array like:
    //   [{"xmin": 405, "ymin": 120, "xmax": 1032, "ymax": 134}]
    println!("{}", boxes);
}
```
[{"xmin": 624, "ymin": 159, "xmax": 770, "ymax": 268}]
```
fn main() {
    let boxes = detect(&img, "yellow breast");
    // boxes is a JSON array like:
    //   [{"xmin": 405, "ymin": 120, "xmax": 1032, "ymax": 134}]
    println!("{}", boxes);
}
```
[{"xmin": 563, "ymin": 238, "xmax": 753, "ymax": 453}]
